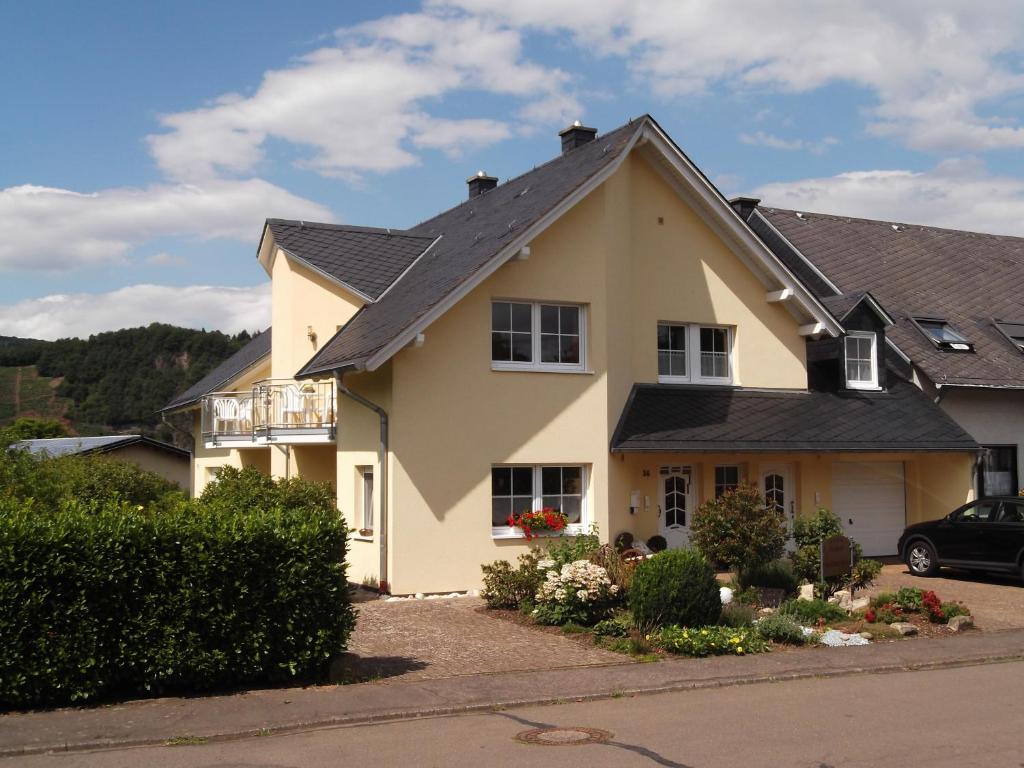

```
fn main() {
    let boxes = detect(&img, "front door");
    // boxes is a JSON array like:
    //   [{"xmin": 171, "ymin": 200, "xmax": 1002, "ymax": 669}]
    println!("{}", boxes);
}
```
[
  {"xmin": 659, "ymin": 467, "xmax": 692, "ymax": 549},
  {"xmin": 762, "ymin": 464, "xmax": 795, "ymax": 548}
]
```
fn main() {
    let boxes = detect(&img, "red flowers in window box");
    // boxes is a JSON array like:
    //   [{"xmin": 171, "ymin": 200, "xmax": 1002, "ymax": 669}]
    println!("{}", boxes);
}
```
[{"xmin": 507, "ymin": 508, "xmax": 569, "ymax": 540}]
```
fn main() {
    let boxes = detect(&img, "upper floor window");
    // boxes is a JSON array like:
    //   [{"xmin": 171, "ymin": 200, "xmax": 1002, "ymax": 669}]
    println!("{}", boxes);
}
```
[
  {"xmin": 657, "ymin": 323, "xmax": 732, "ymax": 384},
  {"xmin": 912, "ymin": 317, "xmax": 973, "ymax": 352},
  {"xmin": 844, "ymin": 332, "xmax": 878, "ymax": 390},
  {"xmin": 492, "ymin": 301, "xmax": 585, "ymax": 371}
]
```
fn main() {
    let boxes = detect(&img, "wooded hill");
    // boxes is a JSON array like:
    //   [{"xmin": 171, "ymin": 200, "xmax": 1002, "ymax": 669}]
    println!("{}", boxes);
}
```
[{"xmin": 0, "ymin": 324, "xmax": 254, "ymax": 444}]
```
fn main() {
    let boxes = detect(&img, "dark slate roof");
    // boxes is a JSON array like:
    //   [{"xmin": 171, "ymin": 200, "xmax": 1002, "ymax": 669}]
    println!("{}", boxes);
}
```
[
  {"xmin": 11, "ymin": 435, "xmax": 190, "ymax": 459},
  {"xmin": 162, "ymin": 328, "xmax": 271, "ymax": 412},
  {"xmin": 295, "ymin": 118, "xmax": 646, "ymax": 377},
  {"xmin": 759, "ymin": 207, "xmax": 1024, "ymax": 388},
  {"xmin": 611, "ymin": 379, "xmax": 979, "ymax": 452},
  {"xmin": 820, "ymin": 292, "xmax": 867, "ymax": 322},
  {"xmin": 265, "ymin": 221, "xmax": 436, "ymax": 300}
]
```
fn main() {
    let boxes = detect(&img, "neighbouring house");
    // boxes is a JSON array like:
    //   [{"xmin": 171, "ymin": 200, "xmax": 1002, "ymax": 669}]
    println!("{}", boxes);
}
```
[
  {"xmin": 11, "ymin": 435, "xmax": 191, "ymax": 488},
  {"xmin": 162, "ymin": 115, "xmax": 979, "ymax": 594},
  {"xmin": 738, "ymin": 203, "xmax": 1024, "ymax": 501}
]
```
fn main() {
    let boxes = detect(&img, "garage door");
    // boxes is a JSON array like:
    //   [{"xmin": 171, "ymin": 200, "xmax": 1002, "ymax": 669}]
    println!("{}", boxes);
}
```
[{"xmin": 832, "ymin": 462, "xmax": 906, "ymax": 557}]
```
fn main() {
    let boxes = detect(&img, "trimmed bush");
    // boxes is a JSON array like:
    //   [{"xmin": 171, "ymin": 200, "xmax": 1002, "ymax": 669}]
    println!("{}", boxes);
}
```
[
  {"xmin": 756, "ymin": 613, "xmax": 808, "ymax": 645},
  {"xmin": 737, "ymin": 559, "xmax": 799, "ymax": 596},
  {"xmin": 630, "ymin": 549, "xmax": 721, "ymax": 629},
  {"xmin": 779, "ymin": 598, "xmax": 847, "ymax": 624},
  {"xmin": 0, "ymin": 469, "xmax": 354, "ymax": 709},
  {"xmin": 690, "ymin": 484, "xmax": 786, "ymax": 570},
  {"xmin": 481, "ymin": 551, "xmax": 543, "ymax": 609}
]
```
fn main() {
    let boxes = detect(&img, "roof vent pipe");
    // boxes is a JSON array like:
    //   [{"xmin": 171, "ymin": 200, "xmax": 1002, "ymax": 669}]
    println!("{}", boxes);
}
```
[
  {"xmin": 558, "ymin": 120, "xmax": 598, "ymax": 154},
  {"xmin": 467, "ymin": 170, "xmax": 498, "ymax": 199}
]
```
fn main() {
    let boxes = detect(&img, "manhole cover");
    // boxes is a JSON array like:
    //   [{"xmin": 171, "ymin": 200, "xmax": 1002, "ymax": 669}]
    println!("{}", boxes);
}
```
[{"xmin": 515, "ymin": 727, "xmax": 613, "ymax": 746}]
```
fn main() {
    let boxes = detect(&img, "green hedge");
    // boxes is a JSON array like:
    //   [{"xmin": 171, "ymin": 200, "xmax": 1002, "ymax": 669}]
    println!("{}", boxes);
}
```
[{"xmin": 0, "ymin": 467, "xmax": 355, "ymax": 709}]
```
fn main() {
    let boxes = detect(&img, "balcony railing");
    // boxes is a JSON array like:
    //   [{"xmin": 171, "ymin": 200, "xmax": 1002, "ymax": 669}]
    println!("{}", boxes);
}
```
[{"xmin": 201, "ymin": 379, "xmax": 335, "ymax": 447}]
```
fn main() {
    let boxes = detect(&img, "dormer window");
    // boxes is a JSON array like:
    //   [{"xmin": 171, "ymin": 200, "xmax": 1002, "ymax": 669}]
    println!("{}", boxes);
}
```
[
  {"xmin": 844, "ymin": 331, "xmax": 878, "ymax": 390},
  {"xmin": 994, "ymin": 321, "xmax": 1024, "ymax": 353},
  {"xmin": 912, "ymin": 317, "xmax": 974, "ymax": 352}
]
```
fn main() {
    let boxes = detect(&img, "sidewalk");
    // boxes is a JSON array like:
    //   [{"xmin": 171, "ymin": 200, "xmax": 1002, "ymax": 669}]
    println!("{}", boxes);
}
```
[{"xmin": 3, "ymin": 628, "xmax": 1024, "ymax": 758}]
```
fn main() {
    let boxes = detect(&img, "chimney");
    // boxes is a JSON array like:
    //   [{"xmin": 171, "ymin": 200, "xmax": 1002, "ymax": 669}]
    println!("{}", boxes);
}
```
[
  {"xmin": 728, "ymin": 196, "xmax": 761, "ymax": 221},
  {"xmin": 466, "ymin": 170, "xmax": 498, "ymax": 199},
  {"xmin": 558, "ymin": 120, "xmax": 598, "ymax": 154}
]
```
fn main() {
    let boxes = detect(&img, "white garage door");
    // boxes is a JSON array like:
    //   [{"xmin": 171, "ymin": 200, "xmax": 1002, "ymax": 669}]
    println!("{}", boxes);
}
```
[{"xmin": 832, "ymin": 462, "xmax": 906, "ymax": 557}]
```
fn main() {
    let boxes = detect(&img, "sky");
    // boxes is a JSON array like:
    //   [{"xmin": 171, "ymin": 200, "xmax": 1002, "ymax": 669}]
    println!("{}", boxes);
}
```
[{"xmin": 4, "ymin": 0, "xmax": 1024, "ymax": 340}]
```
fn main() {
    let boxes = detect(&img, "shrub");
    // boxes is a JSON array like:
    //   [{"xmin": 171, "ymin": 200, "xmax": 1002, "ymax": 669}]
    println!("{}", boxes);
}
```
[
  {"xmin": 481, "ymin": 551, "xmax": 543, "ymax": 609},
  {"xmin": 869, "ymin": 591, "xmax": 896, "ymax": 609},
  {"xmin": 656, "ymin": 625, "xmax": 769, "ymax": 657},
  {"xmin": 737, "ymin": 559, "xmax": 799, "ymax": 596},
  {"xmin": 756, "ymin": 613, "xmax": 808, "ymax": 645},
  {"xmin": 0, "ymin": 473, "xmax": 355, "ymax": 709},
  {"xmin": 719, "ymin": 602, "xmax": 757, "ymax": 628},
  {"xmin": 593, "ymin": 615, "xmax": 631, "ymax": 638},
  {"xmin": 690, "ymin": 484, "xmax": 786, "ymax": 570},
  {"xmin": 921, "ymin": 590, "xmax": 971, "ymax": 623},
  {"xmin": 533, "ymin": 560, "xmax": 620, "ymax": 626},
  {"xmin": 630, "ymin": 549, "xmax": 721, "ymax": 630},
  {"xmin": 779, "ymin": 598, "xmax": 847, "ymax": 625},
  {"xmin": 544, "ymin": 529, "xmax": 601, "ymax": 569},
  {"xmin": 893, "ymin": 587, "xmax": 924, "ymax": 612},
  {"xmin": 646, "ymin": 535, "xmax": 667, "ymax": 553}
]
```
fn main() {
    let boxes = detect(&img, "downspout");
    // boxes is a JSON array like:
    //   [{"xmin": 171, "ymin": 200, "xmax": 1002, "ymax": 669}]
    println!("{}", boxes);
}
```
[{"xmin": 335, "ymin": 371, "xmax": 389, "ymax": 594}]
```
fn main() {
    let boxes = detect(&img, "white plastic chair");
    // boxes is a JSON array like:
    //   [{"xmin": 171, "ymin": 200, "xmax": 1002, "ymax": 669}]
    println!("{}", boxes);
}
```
[
  {"xmin": 212, "ymin": 397, "xmax": 239, "ymax": 433},
  {"xmin": 282, "ymin": 385, "xmax": 306, "ymax": 425},
  {"xmin": 236, "ymin": 397, "xmax": 252, "ymax": 430}
]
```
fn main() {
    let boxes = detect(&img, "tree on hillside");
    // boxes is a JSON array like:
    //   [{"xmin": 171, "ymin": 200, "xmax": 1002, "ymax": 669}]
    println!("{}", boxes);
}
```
[{"xmin": 0, "ymin": 417, "xmax": 69, "ymax": 447}]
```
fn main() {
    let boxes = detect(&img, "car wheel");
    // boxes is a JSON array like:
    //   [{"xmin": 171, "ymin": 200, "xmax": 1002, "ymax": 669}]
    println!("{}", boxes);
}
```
[{"xmin": 906, "ymin": 541, "xmax": 938, "ymax": 577}]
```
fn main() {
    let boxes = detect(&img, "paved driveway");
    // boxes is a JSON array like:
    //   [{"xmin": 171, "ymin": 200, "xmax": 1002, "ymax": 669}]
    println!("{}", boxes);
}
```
[
  {"xmin": 344, "ymin": 597, "xmax": 624, "ymax": 683},
  {"xmin": 866, "ymin": 563, "xmax": 1024, "ymax": 630}
]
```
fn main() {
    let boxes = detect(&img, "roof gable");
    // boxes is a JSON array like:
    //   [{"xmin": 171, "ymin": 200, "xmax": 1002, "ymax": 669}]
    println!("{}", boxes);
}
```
[
  {"xmin": 11, "ymin": 435, "xmax": 190, "ymax": 459},
  {"xmin": 263, "ymin": 221, "xmax": 436, "ymax": 301},
  {"xmin": 295, "ymin": 116, "xmax": 840, "ymax": 379}
]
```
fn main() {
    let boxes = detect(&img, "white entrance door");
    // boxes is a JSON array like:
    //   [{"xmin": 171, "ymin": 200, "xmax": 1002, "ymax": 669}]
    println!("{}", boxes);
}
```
[
  {"xmin": 659, "ymin": 467, "xmax": 692, "ymax": 549},
  {"xmin": 832, "ymin": 462, "xmax": 906, "ymax": 556},
  {"xmin": 762, "ymin": 464, "xmax": 795, "ymax": 548}
]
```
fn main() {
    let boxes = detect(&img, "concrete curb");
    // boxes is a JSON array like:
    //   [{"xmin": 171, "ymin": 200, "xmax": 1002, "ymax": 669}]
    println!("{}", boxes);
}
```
[{"xmin": 4, "ymin": 641, "xmax": 1023, "ymax": 758}]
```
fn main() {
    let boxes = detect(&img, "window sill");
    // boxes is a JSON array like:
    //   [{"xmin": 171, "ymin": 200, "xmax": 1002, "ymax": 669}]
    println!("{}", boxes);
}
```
[
  {"xmin": 352, "ymin": 531, "xmax": 374, "ymax": 541},
  {"xmin": 491, "ymin": 525, "xmax": 587, "ymax": 540},
  {"xmin": 491, "ymin": 364, "xmax": 594, "ymax": 375},
  {"xmin": 657, "ymin": 376, "xmax": 733, "ymax": 386},
  {"xmin": 846, "ymin": 384, "xmax": 882, "ymax": 392}
]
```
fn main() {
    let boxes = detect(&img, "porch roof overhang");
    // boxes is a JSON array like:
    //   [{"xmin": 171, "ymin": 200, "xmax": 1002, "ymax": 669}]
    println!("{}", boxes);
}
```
[{"xmin": 610, "ymin": 381, "xmax": 980, "ymax": 453}]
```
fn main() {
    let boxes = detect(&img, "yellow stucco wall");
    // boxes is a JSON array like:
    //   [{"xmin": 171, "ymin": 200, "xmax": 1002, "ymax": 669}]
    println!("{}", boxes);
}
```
[
  {"xmin": 383, "ymin": 151, "xmax": 818, "ymax": 594},
  {"xmin": 113, "ymin": 444, "xmax": 191, "ymax": 489}
]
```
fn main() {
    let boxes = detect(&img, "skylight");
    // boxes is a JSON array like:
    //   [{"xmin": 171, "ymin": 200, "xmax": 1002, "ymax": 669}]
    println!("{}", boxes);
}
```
[
  {"xmin": 912, "ymin": 318, "xmax": 974, "ymax": 352},
  {"xmin": 994, "ymin": 321, "xmax": 1024, "ymax": 353}
]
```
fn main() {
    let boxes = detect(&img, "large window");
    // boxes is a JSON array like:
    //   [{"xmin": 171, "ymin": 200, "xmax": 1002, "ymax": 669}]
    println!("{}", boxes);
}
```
[
  {"xmin": 492, "ymin": 301, "xmax": 585, "ymax": 371},
  {"xmin": 657, "ymin": 323, "xmax": 733, "ymax": 384},
  {"xmin": 979, "ymin": 446, "xmax": 1018, "ymax": 497},
  {"xmin": 844, "ymin": 332, "xmax": 878, "ymax": 389},
  {"xmin": 491, "ymin": 465, "xmax": 586, "ymax": 536}
]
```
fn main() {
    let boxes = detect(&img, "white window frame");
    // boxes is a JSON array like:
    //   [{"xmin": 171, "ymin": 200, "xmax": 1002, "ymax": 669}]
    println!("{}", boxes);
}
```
[
  {"xmin": 657, "ymin": 323, "xmax": 733, "ymax": 385},
  {"xmin": 844, "ymin": 331, "xmax": 879, "ymax": 390},
  {"xmin": 491, "ymin": 300, "xmax": 587, "ymax": 373},
  {"xmin": 358, "ymin": 466, "xmax": 374, "ymax": 534},
  {"xmin": 491, "ymin": 464, "xmax": 589, "ymax": 539}
]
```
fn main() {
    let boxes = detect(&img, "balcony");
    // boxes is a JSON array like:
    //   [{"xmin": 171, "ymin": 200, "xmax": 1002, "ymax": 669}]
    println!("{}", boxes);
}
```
[{"xmin": 201, "ymin": 379, "xmax": 335, "ymax": 448}]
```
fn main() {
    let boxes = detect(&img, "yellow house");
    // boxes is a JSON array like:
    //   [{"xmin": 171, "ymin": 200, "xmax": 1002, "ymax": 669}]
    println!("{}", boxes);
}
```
[{"xmin": 162, "ymin": 116, "xmax": 979, "ymax": 595}]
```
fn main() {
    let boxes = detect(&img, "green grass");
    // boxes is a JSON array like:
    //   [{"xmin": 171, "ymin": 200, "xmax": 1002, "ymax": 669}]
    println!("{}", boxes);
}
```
[{"xmin": 0, "ymin": 366, "xmax": 70, "ymax": 425}]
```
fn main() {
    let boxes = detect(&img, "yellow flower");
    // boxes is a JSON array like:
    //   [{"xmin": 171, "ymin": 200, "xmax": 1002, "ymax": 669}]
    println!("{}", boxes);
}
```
[{"xmin": 736, "ymin": 647, "xmax": 744, "ymax": 654}]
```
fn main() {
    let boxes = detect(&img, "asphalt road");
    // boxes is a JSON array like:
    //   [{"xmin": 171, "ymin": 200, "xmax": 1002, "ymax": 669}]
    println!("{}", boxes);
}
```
[{"xmin": 12, "ymin": 661, "xmax": 1024, "ymax": 768}]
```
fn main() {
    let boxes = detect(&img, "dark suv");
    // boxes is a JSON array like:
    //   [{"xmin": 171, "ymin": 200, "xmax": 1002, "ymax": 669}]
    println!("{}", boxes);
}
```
[{"xmin": 898, "ymin": 497, "xmax": 1024, "ymax": 579}]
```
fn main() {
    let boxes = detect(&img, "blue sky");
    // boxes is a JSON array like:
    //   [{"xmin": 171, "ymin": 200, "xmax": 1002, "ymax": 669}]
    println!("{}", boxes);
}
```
[{"xmin": 4, "ymin": 1, "xmax": 1024, "ymax": 338}]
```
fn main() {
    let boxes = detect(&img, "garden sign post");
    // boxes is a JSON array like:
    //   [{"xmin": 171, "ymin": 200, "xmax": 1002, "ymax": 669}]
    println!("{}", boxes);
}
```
[{"xmin": 820, "ymin": 535, "xmax": 854, "ymax": 595}]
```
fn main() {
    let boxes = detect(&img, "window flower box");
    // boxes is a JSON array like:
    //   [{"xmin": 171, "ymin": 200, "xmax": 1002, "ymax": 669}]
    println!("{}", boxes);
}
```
[{"xmin": 507, "ymin": 508, "xmax": 569, "ymax": 540}]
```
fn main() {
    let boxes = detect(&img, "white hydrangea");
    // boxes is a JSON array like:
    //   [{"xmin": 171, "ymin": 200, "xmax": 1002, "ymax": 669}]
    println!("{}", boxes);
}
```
[
  {"xmin": 537, "ymin": 558, "xmax": 556, "ymax": 571},
  {"xmin": 536, "ymin": 560, "xmax": 615, "ymax": 605}
]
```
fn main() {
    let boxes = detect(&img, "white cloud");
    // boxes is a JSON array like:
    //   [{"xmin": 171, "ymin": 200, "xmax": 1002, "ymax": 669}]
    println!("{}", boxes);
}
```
[
  {"xmin": 0, "ymin": 283, "xmax": 270, "ymax": 340},
  {"xmin": 754, "ymin": 157, "xmax": 1024, "ymax": 237},
  {"xmin": 739, "ymin": 131, "xmax": 839, "ymax": 155},
  {"xmin": 438, "ymin": 0, "xmax": 1024, "ymax": 154},
  {"xmin": 0, "ymin": 180, "xmax": 333, "ymax": 271},
  {"xmin": 144, "ymin": 252, "xmax": 187, "ymax": 267},
  {"xmin": 146, "ymin": 12, "xmax": 578, "ymax": 181}
]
